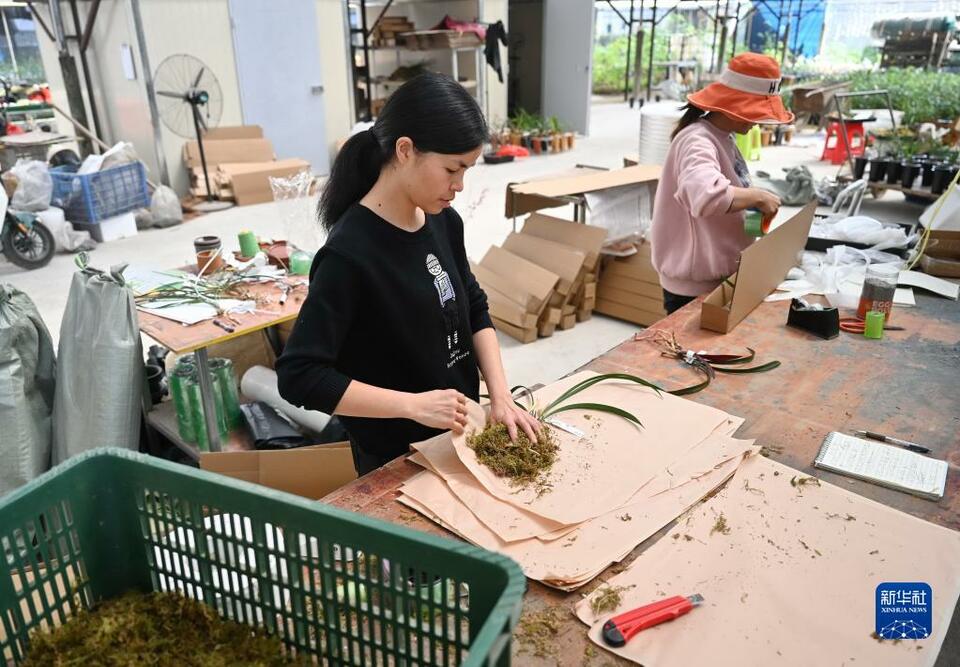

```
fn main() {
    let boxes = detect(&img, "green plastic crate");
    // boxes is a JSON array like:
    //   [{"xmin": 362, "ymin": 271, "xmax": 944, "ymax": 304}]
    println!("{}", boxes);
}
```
[{"xmin": 0, "ymin": 449, "xmax": 526, "ymax": 665}]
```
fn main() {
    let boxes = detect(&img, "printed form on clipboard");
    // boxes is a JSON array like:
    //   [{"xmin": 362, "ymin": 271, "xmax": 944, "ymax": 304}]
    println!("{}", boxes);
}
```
[{"xmin": 814, "ymin": 432, "xmax": 949, "ymax": 501}]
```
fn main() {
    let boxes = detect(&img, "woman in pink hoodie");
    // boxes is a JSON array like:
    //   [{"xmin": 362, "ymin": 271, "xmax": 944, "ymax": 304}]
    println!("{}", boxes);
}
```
[{"xmin": 650, "ymin": 53, "xmax": 794, "ymax": 314}]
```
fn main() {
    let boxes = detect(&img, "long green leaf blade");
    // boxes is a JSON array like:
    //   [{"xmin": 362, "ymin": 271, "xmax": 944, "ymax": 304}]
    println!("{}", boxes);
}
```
[
  {"xmin": 544, "ymin": 402, "xmax": 643, "ymax": 428},
  {"xmin": 542, "ymin": 373, "xmax": 663, "ymax": 414},
  {"xmin": 714, "ymin": 360, "xmax": 781, "ymax": 374}
]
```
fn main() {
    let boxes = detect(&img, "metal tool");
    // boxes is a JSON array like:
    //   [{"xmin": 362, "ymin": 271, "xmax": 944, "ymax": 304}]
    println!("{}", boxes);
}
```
[
  {"xmin": 855, "ymin": 430, "xmax": 931, "ymax": 454},
  {"xmin": 602, "ymin": 593, "xmax": 704, "ymax": 647}
]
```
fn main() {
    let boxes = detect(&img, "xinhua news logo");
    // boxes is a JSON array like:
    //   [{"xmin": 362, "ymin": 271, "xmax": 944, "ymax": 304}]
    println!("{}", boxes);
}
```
[{"xmin": 875, "ymin": 583, "xmax": 932, "ymax": 640}]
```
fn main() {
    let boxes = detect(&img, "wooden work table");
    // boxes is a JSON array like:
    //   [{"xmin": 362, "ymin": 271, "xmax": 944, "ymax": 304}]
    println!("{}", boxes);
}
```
[{"xmin": 322, "ymin": 294, "xmax": 960, "ymax": 665}]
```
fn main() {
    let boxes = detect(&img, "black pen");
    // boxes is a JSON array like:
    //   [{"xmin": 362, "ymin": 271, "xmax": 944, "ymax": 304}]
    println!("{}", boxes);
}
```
[{"xmin": 854, "ymin": 430, "xmax": 931, "ymax": 454}]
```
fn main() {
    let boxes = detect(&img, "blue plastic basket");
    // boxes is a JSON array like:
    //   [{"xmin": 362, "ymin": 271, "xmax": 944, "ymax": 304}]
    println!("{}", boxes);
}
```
[{"xmin": 50, "ymin": 162, "xmax": 149, "ymax": 223}]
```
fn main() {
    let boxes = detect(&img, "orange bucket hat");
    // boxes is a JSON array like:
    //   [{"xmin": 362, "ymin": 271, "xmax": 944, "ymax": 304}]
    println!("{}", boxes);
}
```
[{"xmin": 687, "ymin": 53, "xmax": 794, "ymax": 125}]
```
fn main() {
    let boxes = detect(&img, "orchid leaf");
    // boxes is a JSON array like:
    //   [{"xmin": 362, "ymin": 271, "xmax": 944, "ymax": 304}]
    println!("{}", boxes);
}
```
[{"xmin": 544, "ymin": 402, "xmax": 643, "ymax": 428}]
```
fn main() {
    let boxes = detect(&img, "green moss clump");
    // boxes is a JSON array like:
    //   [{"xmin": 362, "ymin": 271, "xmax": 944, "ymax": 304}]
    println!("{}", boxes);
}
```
[
  {"xmin": 24, "ymin": 591, "xmax": 303, "ymax": 666},
  {"xmin": 467, "ymin": 422, "xmax": 558, "ymax": 494}
]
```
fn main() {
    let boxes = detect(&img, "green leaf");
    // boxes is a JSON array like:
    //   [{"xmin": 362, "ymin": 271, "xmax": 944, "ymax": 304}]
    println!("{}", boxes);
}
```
[
  {"xmin": 713, "ymin": 360, "xmax": 781, "ymax": 374},
  {"xmin": 668, "ymin": 377, "xmax": 711, "ymax": 396},
  {"xmin": 704, "ymin": 347, "xmax": 757, "ymax": 365},
  {"xmin": 544, "ymin": 402, "xmax": 643, "ymax": 428},
  {"xmin": 542, "ymin": 373, "xmax": 663, "ymax": 415}
]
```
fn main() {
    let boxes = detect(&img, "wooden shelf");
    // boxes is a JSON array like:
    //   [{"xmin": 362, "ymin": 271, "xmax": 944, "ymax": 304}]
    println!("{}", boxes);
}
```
[{"xmin": 147, "ymin": 398, "xmax": 253, "ymax": 461}]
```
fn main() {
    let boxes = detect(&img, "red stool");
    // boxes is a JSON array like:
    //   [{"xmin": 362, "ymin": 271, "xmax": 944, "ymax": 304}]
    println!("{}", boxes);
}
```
[{"xmin": 821, "ymin": 121, "xmax": 866, "ymax": 164}]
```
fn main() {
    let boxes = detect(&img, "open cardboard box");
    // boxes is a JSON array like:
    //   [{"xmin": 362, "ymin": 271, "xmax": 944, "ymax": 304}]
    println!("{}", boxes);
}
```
[
  {"xmin": 200, "ymin": 442, "xmax": 357, "ymax": 501},
  {"xmin": 919, "ymin": 231, "xmax": 960, "ymax": 278},
  {"xmin": 701, "ymin": 201, "xmax": 816, "ymax": 333},
  {"xmin": 505, "ymin": 165, "xmax": 661, "ymax": 218},
  {"xmin": 520, "ymin": 213, "xmax": 608, "ymax": 272}
]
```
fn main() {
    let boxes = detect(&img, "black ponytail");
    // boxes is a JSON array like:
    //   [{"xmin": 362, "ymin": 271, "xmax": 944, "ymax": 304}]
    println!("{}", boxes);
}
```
[
  {"xmin": 318, "ymin": 72, "xmax": 488, "ymax": 231},
  {"xmin": 671, "ymin": 103, "xmax": 707, "ymax": 140}
]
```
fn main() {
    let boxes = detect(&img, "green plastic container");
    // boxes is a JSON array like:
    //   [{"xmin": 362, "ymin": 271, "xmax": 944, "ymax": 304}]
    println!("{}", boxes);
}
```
[{"xmin": 0, "ymin": 449, "xmax": 525, "ymax": 665}]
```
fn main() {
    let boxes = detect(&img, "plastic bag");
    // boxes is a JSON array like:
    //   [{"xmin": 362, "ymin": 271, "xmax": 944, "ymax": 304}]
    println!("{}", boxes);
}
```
[
  {"xmin": 36, "ymin": 206, "xmax": 96, "ymax": 252},
  {"xmin": 0, "ymin": 285, "xmax": 56, "ymax": 496},
  {"xmin": 99, "ymin": 141, "xmax": 139, "ymax": 171},
  {"xmin": 10, "ymin": 159, "xmax": 53, "ymax": 212},
  {"xmin": 150, "ymin": 185, "xmax": 183, "ymax": 228},
  {"xmin": 269, "ymin": 170, "xmax": 322, "ymax": 253},
  {"xmin": 52, "ymin": 259, "xmax": 145, "ymax": 463}
]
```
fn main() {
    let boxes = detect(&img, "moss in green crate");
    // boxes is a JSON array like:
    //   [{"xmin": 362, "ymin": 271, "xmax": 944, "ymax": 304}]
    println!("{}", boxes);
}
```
[
  {"xmin": 24, "ymin": 590, "xmax": 306, "ymax": 666},
  {"xmin": 467, "ymin": 423, "xmax": 558, "ymax": 494}
]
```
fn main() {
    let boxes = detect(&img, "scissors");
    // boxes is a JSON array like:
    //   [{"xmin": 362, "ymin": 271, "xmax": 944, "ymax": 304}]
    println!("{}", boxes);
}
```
[{"xmin": 838, "ymin": 317, "xmax": 904, "ymax": 334}]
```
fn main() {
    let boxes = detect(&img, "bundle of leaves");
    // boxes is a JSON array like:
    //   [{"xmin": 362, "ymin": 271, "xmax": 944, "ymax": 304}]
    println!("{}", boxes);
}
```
[
  {"xmin": 467, "ymin": 422, "xmax": 559, "ymax": 494},
  {"xmin": 24, "ymin": 591, "xmax": 302, "ymax": 666}
]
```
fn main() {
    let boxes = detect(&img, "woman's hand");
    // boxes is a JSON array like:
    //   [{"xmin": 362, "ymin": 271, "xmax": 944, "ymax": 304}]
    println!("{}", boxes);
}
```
[
  {"xmin": 405, "ymin": 389, "xmax": 468, "ymax": 433},
  {"xmin": 489, "ymin": 394, "xmax": 542, "ymax": 443},
  {"xmin": 728, "ymin": 186, "xmax": 781, "ymax": 215},
  {"xmin": 750, "ymin": 188, "xmax": 781, "ymax": 216}
]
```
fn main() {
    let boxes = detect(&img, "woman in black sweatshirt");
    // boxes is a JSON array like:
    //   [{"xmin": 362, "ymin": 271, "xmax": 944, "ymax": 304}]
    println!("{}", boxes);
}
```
[{"xmin": 276, "ymin": 73, "xmax": 540, "ymax": 475}]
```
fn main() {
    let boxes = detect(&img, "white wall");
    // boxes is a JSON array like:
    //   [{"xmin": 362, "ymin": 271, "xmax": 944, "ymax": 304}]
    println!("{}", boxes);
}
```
[{"xmin": 34, "ymin": 0, "xmax": 352, "ymax": 195}]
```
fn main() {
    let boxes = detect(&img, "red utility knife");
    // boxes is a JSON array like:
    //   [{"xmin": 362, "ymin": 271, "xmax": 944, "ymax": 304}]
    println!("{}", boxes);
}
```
[{"xmin": 601, "ymin": 593, "xmax": 704, "ymax": 647}]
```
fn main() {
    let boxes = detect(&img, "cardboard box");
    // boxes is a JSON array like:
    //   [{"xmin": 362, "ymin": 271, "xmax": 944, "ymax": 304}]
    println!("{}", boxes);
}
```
[
  {"xmin": 502, "ymin": 232, "xmax": 586, "ymax": 297},
  {"xmin": 600, "ymin": 247, "xmax": 661, "ymax": 284},
  {"xmin": 200, "ymin": 443, "xmax": 357, "ymax": 500},
  {"xmin": 576, "ymin": 309, "xmax": 592, "ymax": 322},
  {"xmin": 595, "ymin": 299, "xmax": 666, "ymax": 326},
  {"xmin": 584, "ymin": 282, "xmax": 598, "ymax": 299},
  {"xmin": 597, "ymin": 285, "xmax": 664, "ymax": 313},
  {"xmin": 559, "ymin": 313, "xmax": 577, "ymax": 330},
  {"xmin": 479, "ymin": 246, "xmax": 559, "ymax": 314},
  {"xmin": 538, "ymin": 321, "xmax": 556, "ymax": 337},
  {"xmin": 183, "ymin": 138, "xmax": 275, "ymax": 168},
  {"xmin": 520, "ymin": 213, "xmax": 608, "ymax": 271},
  {"xmin": 220, "ymin": 159, "xmax": 312, "ymax": 206},
  {"xmin": 506, "ymin": 165, "xmax": 661, "ymax": 217},
  {"xmin": 492, "ymin": 316, "xmax": 537, "ymax": 343},
  {"xmin": 541, "ymin": 307, "xmax": 562, "ymax": 325},
  {"xmin": 701, "ymin": 201, "xmax": 816, "ymax": 333},
  {"xmin": 203, "ymin": 125, "xmax": 264, "ymax": 140}
]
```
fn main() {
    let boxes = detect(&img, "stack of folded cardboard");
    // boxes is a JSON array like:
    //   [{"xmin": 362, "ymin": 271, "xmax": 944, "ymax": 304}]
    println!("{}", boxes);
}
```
[
  {"xmin": 397, "ymin": 371, "xmax": 755, "ymax": 590},
  {"xmin": 473, "ymin": 214, "xmax": 606, "ymax": 343},
  {"xmin": 184, "ymin": 126, "xmax": 311, "ymax": 206},
  {"xmin": 595, "ymin": 241, "xmax": 667, "ymax": 326}
]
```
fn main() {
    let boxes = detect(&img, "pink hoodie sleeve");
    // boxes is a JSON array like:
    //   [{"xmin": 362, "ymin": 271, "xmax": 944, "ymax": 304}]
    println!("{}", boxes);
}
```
[{"xmin": 672, "ymin": 134, "xmax": 734, "ymax": 218}]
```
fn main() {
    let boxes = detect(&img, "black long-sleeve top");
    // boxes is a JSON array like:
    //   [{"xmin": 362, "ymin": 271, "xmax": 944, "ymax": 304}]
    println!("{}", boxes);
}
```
[{"xmin": 276, "ymin": 203, "xmax": 493, "ymax": 460}]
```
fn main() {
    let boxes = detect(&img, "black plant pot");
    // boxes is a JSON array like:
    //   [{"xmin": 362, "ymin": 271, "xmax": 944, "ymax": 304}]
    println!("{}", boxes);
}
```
[
  {"xmin": 853, "ymin": 156, "xmax": 869, "ymax": 179},
  {"xmin": 900, "ymin": 162, "xmax": 921, "ymax": 190},
  {"xmin": 922, "ymin": 161, "xmax": 940, "ymax": 187},
  {"xmin": 867, "ymin": 159, "xmax": 887, "ymax": 182},
  {"xmin": 931, "ymin": 165, "xmax": 958, "ymax": 195},
  {"xmin": 885, "ymin": 160, "xmax": 903, "ymax": 185},
  {"xmin": 145, "ymin": 364, "xmax": 166, "ymax": 406}
]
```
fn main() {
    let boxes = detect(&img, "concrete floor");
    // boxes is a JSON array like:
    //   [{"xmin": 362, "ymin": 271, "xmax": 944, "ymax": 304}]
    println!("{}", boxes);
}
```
[{"xmin": 0, "ymin": 100, "xmax": 929, "ymax": 389}]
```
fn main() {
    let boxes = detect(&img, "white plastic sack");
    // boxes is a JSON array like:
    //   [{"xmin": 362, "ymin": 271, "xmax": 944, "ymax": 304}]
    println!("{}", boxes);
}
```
[
  {"xmin": 150, "ymin": 185, "xmax": 183, "ymax": 228},
  {"xmin": 583, "ymin": 182, "xmax": 655, "ymax": 245},
  {"xmin": 810, "ymin": 215, "xmax": 913, "ymax": 251},
  {"xmin": 36, "ymin": 206, "xmax": 96, "ymax": 252},
  {"xmin": 0, "ymin": 285, "xmax": 56, "ymax": 496},
  {"xmin": 52, "ymin": 260, "xmax": 145, "ymax": 463},
  {"xmin": 10, "ymin": 159, "xmax": 53, "ymax": 212}
]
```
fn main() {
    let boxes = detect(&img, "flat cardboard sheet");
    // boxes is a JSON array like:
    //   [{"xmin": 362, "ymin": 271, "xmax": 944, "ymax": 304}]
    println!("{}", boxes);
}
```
[
  {"xmin": 505, "ymin": 165, "xmax": 662, "ymax": 217},
  {"xmin": 203, "ymin": 125, "xmax": 264, "ymax": 140},
  {"xmin": 449, "ymin": 371, "xmax": 741, "ymax": 524},
  {"xmin": 577, "ymin": 455, "xmax": 960, "ymax": 666},
  {"xmin": 470, "ymin": 261, "xmax": 539, "ymax": 313},
  {"xmin": 701, "ymin": 201, "xmax": 816, "ymax": 333}
]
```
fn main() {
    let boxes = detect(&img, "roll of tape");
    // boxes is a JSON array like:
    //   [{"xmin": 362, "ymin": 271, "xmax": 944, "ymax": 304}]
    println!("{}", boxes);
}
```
[
  {"xmin": 744, "ymin": 209, "xmax": 773, "ymax": 237},
  {"xmin": 863, "ymin": 310, "xmax": 885, "ymax": 339},
  {"xmin": 238, "ymin": 230, "xmax": 259, "ymax": 258}
]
